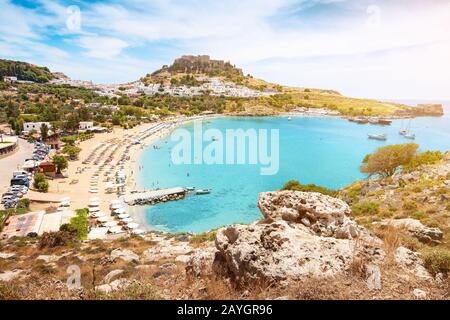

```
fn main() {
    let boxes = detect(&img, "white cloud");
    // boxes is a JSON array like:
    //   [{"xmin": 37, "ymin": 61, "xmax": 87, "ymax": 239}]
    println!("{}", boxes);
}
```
[
  {"xmin": 77, "ymin": 36, "xmax": 129, "ymax": 59},
  {"xmin": 1, "ymin": 0, "xmax": 449, "ymax": 98}
]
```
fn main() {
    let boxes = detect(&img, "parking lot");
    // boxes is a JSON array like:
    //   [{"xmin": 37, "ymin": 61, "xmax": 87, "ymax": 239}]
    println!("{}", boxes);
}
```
[
  {"xmin": 0, "ymin": 138, "xmax": 47, "ymax": 210},
  {"xmin": 0, "ymin": 138, "xmax": 34, "ymax": 196}
]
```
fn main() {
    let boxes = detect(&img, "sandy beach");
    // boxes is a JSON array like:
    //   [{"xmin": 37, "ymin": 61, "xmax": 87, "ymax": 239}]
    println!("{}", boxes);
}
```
[{"xmin": 26, "ymin": 114, "xmax": 217, "ymax": 234}]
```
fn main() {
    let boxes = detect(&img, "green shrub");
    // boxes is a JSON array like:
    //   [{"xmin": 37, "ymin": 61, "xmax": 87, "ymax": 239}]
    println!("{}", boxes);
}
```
[
  {"xmin": 402, "ymin": 200, "xmax": 418, "ymax": 211},
  {"xmin": 16, "ymin": 198, "xmax": 30, "ymax": 210},
  {"xmin": 351, "ymin": 202, "xmax": 380, "ymax": 216},
  {"xmin": 403, "ymin": 151, "xmax": 444, "ymax": 172},
  {"xmin": 421, "ymin": 248, "xmax": 450, "ymax": 275},
  {"xmin": 60, "ymin": 208, "xmax": 89, "ymax": 240},
  {"xmin": 33, "ymin": 173, "xmax": 49, "ymax": 192},
  {"xmin": 411, "ymin": 211, "xmax": 426, "ymax": 220},
  {"xmin": 282, "ymin": 180, "xmax": 336, "ymax": 197},
  {"xmin": 190, "ymin": 231, "xmax": 217, "ymax": 244}
]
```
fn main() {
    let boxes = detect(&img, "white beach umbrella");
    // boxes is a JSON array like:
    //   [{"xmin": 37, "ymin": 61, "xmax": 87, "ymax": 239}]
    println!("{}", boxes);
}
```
[
  {"xmin": 89, "ymin": 201, "xmax": 100, "ymax": 207},
  {"xmin": 109, "ymin": 226, "xmax": 123, "ymax": 234},
  {"xmin": 90, "ymin": 197, "xmax": 100, "ymax": 202},
  {"xmin": 89, "ymin": 189, "xmax": 99, "ymax": 193},
  {"xmin": 89, "ymin": 207, "xmax": 100, "ymax": 213},
  {"xmin": 121, "ymin": 218, "xmax": 133, "ymax": 223},
  {"xmin": 110, "ymin": 203, "xmax": 123, "ymax": 210},
  {"xmin": 127, "ymin": 223, "xmax": 139, "ymax": 229},
  {"xmin": 59, "ymin": 201, "xmax": 70, "ymax": 207},
  {"xmin": 104, "ymin": 221, "xmax": 118, "ymax": 227},
  {"xmin": 110, "ymin": 199, "xmax": 121, "ymax": 205},
  {"xmin": 97, "ymin": 216, "xmax": 110, "ymax": 223},
  {"xmin": 132, "ymin": 229, "xmax": 145, "ymax": 235},
  {"xmin": 93, "ymin": 212, "xmax": 106, "ymax": 218},
  {"xmin": 113, "ymin": 208, "xmax": 126, "ymax": 214},
  {"xmin": 118, "ymin": 213, "xmax": 130, "ymax": 219}
]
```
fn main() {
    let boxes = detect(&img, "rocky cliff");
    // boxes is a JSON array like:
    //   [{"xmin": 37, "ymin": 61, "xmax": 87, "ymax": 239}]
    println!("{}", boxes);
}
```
[{"xmin": 210, "ymin": 191, "xmax": 431, "ymax": 284}]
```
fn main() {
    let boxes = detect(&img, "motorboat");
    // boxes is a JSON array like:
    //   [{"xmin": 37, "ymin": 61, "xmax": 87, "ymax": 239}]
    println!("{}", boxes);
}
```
[
  {"xmin": 195, "ymin": 189, "xmax": 211, "ymax": 195},
  {"xmin": 368, "ymin": 134, "xmax": 387, "ymax": 141}
]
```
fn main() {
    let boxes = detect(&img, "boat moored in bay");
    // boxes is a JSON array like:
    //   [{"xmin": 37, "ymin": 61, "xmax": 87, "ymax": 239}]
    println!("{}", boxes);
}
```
[{"xmin": 368, "ymin": 133, "xmax": 387, "ymax": 141}]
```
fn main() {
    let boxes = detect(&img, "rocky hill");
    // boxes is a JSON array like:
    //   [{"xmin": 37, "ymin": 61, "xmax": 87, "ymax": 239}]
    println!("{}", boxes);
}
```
[
  {"xmin": 154, "ymin": 55, "xmax": 243, "ymax": 78},
  {"xmin": 0, "ymin": 57, "xmax": 445, "ymax": 117}
]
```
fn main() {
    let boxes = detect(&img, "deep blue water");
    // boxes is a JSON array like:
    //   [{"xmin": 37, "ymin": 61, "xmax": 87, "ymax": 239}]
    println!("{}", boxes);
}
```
[{"xmin": 137, "ymin": 103, "xmax": 450, "ymax": 233}]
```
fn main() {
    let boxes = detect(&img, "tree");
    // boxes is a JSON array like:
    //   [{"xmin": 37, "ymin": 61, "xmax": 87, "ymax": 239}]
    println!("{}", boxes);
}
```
[
  {"xmin": 360, "ymin": 143, "xmax": 419, "ymax": 178},
  {"xmin": 53, "ymin": 155, "xmax": 68, "ymax": 174},
  {"xmin": 62, "ymin": 145, "xmax": 81, "ymax": 160},
  {"xmin": 33, "ymin": 172, "xmax": 49, "ymax": 192},
  {"xmin": 40, "ymin": 123, "xmax": 49, "ymax": 140},
  {"xmin": 60, "ymin": 135, "xmax": 77, "ymax": 145}
]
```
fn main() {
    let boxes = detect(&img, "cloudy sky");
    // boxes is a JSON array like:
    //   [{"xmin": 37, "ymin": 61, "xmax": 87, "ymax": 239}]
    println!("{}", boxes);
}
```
[{"xmin": 1, "ymin": 0, "xmax": 449, "ymax": 99}]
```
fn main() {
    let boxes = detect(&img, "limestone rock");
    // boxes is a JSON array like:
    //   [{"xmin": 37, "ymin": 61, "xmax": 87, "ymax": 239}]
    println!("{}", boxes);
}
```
[
  {"xmin": 213, "ymin": 190, "xmax": 430, "ymax": 283},
  {"xmin": 257, "ymin": 191, "xmax": 366, "ymax": 239},
  {"xmin": 0, "ymin": 270, "xmax": 22, "ymax": 282},
  {"xmin": 375, "ymin": 219, "xmax": 443, "ymax": 244},
  {"xmin": 96, "ymin": 279, "xmax": 131, "ymax": 294},
  {"xmin": 413, "ymin": 289, "xmax": 427, "ymax": 299},
  {"xmin": 214, "ymin": 220, "xmax": 358, "ymax": 282},
  {"xmin": 37, "ymin": 255, "xmax": 61, "ymax": 263},
  {"xmin": 395, "ymin": 247, "xmax": 432, "ymax": 281},
  {"xmin": 110, "ymin": 249, "xmax": 139, "ymax": 263},
  {"xmin": 0, "ymin": 252, "xmax": 15, "ymax": 259},
  {"xmin": 186, "ymin": 248, "xmax": 217, "ymax": 277},
  {"xmin": 142, "ymin": 241, "xmax": 192, "ymax": 262}
]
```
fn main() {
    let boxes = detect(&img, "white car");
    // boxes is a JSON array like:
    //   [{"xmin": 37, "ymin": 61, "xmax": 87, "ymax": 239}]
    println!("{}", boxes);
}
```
[
  {"xmin": 9, "ymin": 185, "xmax": 28, "ymax": 193},
  {"xmin": 1, "ymin": 195, "xmax": 18, "ymax": 204}
]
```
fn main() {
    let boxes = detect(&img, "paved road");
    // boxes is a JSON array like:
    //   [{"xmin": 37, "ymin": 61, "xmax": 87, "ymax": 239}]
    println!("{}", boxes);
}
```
[{"xmin": 0, "ymin": 138, "xmax": 34, "ymax": 196}]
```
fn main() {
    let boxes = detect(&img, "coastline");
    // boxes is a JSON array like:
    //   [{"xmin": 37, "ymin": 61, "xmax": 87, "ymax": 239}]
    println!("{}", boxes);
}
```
[{"xmin": 125, "ymin": 114, "xmax": 222, "ymax": 232}]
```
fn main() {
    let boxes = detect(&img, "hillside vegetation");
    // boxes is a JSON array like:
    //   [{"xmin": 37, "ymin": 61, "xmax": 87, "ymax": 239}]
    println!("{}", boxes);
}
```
[{"xmin": 0, "ymin": 59, "xmax": 53, "ymax": 83}]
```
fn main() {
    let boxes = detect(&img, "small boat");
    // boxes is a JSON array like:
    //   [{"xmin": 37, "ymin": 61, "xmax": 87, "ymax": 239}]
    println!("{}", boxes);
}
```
[
  {"xmin": 399, "ymin": 130, "xmax": 407, "ymax": 135},
  {"xmin": 353, "ymin": 117, "xmax": 369, "ymax": 124},
  {"xmin": 368, "ymin": 134, "xmax": 387, "ymax": 141},
  {"xmin": 288, "ymin": 116, "xmax": 292, "ymax": 121},
  {"xmin": 185, "ymin": 186, "xmax": 196, "ymax": 191},
  {"xmin": 377, "ymin": 119, "xmax": 392, "ymax": 125},
  {"xmin": 196, "ymin": 189, "xmax": 211, "ymax": 195},
  {"xmin": 404, "ymin": 133, "xmax": 416, "ymax": 140}
]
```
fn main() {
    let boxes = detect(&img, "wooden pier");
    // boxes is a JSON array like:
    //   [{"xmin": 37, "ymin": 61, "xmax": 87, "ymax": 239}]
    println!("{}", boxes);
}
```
[{"xmin": 123, "ymin": 187, "xmax": 187, "ymax": 206}]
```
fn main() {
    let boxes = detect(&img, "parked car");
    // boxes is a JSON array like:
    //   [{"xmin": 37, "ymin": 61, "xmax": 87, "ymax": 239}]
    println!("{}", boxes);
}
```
[
  {"xmin": 13, "ymin": 174, "xmax": 29, "ymax": 181},
  {"xmin": 13, "ymin": 171, "xmax": 32, "ymax": 179},
  {"xmin": 9, "ymin": 185, "xmax": 28, "ymax": 193},
  {"xmin": 4, "ymin": 200, "xmax": 17, "ymax": 209},
  {"xmin": 1, "ymin": 195, "xmax": 18, "ymax": 204},
  {"xmin": 10, "ymin": 178, "xmax": 30, "ymax": 187}
]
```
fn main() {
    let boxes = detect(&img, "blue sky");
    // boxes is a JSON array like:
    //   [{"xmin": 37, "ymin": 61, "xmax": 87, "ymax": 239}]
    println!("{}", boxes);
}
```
[{"xmin": 1, "ymin": 0, "xmax": 450, "ymax": 99}]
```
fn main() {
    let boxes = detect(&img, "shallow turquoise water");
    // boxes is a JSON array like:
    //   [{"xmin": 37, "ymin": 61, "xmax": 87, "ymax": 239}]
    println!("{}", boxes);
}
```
[{"xmin": 137, "ymin": 104, "xmax": 450, "ymax": 233}]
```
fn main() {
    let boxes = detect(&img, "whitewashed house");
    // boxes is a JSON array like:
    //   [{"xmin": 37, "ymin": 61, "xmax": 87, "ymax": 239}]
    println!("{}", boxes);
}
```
[
  {"xmin": 23, "ymin": 122, "xmax": 51, "ymax": 135},
  {"xmin": 3, "ymin": 76, "xmax": 18, "ymax": 83},
  {"xmin": 79, "ymin": 121, "xmax": 94, "ymax": 131}
]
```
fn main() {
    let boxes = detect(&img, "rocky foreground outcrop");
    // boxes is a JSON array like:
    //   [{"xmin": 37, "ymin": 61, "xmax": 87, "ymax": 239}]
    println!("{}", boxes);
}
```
[{"xmin": 210, "ymin": 191, "xmax": 430, "ymax": 283}]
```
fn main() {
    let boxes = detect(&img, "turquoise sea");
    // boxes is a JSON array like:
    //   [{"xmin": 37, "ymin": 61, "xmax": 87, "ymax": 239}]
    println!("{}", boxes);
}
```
[{"xmin": 137, "ymin": 102, "xmax": 450, "ymax": 233}]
